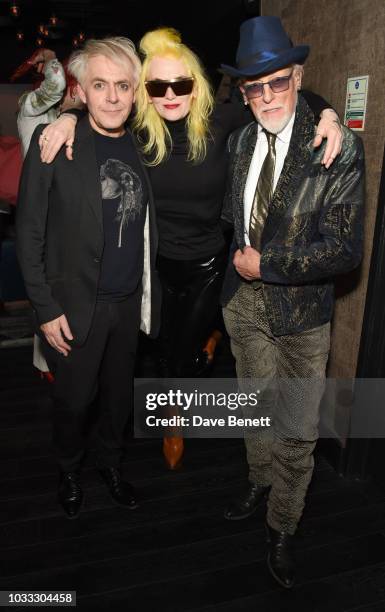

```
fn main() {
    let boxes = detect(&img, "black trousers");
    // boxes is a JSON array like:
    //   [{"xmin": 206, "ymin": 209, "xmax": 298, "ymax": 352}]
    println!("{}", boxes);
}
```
[
  {"xmin": 43, "ymin": 289, "xmax": 142, "ymax": 473},
  {"xmin": 157, "ymin": 249, "xmax": 227, "ymax": 377}
]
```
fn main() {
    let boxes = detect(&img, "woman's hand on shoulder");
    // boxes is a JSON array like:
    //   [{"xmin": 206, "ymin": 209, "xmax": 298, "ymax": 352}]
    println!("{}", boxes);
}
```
[
  {"xmin": 313, "ymin": 108, "xmax": 343, "ymax": 169},
  {"xmin": 39, "ymin": 114, "xmax": 78, "ymax": 163}
]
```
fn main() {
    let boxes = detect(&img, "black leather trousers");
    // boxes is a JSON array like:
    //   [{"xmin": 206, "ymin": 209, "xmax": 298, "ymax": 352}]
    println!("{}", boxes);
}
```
[{"xmin": 156, "ymin": 248, "xmax": 227, "ymax": 377}]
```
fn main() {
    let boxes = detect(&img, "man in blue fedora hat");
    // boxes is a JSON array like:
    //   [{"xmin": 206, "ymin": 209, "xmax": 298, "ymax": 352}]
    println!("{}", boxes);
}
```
[{"xmin": 221, "ymin": 16, "xmax": 365, "ymax": 588}]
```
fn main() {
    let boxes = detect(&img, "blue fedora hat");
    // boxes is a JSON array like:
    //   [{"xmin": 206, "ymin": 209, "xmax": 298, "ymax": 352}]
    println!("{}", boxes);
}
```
[{"xmin": 221, "ymin": 16, "xmax": 309, "ymax": 78}]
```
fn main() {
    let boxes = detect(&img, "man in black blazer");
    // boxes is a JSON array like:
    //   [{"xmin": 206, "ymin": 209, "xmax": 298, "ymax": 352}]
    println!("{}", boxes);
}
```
[{"xmin": 16, "ymin": 37, "xmax": 160, "ymax": 519}]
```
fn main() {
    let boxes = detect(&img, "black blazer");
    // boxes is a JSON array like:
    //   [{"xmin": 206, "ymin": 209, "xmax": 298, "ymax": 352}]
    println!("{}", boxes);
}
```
[{"xmin": 16, "ymin": 116, "xmax": 161, "ymax": 345}]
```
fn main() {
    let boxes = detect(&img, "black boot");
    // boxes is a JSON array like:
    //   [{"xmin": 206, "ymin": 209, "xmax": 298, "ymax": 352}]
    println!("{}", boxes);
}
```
[
  {"xmin": 265, "ymin": 523, "xmax": 295, "ymax": 588},
  {"xmin": 224, "ymin": 483, "xmax": 270, "ymax": 520},
  {"xmin": 58, "ymin": 472, "xmax": 83, "ymax": 519},
  {"xmin": 99, "ymin": 467, "xmax": 138, "ymax": 509}
]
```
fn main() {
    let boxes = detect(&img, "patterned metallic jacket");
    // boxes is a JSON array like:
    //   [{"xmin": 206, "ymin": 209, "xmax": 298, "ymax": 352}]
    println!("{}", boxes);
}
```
[{"xmin": 221, "ymin": 95, "xmax": 365, "ymax": 336}]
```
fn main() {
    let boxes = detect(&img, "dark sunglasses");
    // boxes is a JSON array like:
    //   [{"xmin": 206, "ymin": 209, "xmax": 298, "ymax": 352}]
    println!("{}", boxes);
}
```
[
  {"xmin": 145, "ymin": 78, "xmax": 194, "ymax": 98},
  {"xmin": 243, "ymin": 71, "xmax": 293, "ymax": 100}
]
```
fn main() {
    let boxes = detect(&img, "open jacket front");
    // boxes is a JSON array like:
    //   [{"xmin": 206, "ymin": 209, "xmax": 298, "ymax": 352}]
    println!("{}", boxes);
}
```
[
  {"xmin": 16, "ymin": 117, "xmax": 161, "ymax": 345},
  {"xmin": 221, "ymin": 95, "xmax": 365, "ymax": 336}
]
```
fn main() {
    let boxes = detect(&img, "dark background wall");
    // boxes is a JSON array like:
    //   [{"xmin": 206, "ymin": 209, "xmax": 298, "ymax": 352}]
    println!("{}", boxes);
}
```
[
  {"xmin": 0, "ymin": 0, "xmax": 258, "ymax": 87},
  {"xmin": 0, "ymin": 0, "xmax": 260, "ymax": 136}
]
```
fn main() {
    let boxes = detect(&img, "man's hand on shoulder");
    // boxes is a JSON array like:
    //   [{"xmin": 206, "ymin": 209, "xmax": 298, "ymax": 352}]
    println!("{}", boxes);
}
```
[
  {"xmin": 40, "ymin": 314, "xmax": 73, "ymax": 356},
  {"xmin": 233, "ymin": 246, "xmax": 261, "ymax": 280}
]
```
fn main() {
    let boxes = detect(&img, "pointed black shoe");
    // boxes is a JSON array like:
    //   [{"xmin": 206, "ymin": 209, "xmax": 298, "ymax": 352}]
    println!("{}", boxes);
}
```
[
  {"xmin": 99, "ymin": 467, "xmax": 138, "ymax": 509},
  {"xmin": 58, "ymin": 472, "xmax": 83, "ymax": 519},
  {"xmin": 265, "ymin": 523, "xmax": 295, "ymax": 589},
  {"xmin": 224, "ymin": 483, "xmax": 270, "ymax": 520}
]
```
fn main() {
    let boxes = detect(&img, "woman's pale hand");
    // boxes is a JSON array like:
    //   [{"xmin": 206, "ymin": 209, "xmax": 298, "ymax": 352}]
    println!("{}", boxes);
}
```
[
  {"xmin": 39, "ymin": 114, "xmax": 78, "ymax": 163},
  {"xmin": 313, "ymin": 108, "xmax": 343, "ymax": 169}
]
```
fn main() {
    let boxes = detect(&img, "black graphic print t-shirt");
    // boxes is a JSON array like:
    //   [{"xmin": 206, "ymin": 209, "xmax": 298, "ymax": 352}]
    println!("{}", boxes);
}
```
[{"xmin": 94, "ymin": 130, "xmax": 147, "ymax": 301}]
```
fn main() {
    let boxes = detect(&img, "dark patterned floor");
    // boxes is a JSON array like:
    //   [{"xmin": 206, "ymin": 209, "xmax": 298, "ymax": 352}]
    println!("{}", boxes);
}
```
[{"xmin": 1, "ymin": 333, "xmax": 385, "ymax": 611}]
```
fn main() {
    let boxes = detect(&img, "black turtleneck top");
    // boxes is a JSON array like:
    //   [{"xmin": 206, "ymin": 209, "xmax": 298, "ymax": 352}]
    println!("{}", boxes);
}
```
[{"xmin": 147, "ymin": 103, "xmax": 247, "ymax": 260}]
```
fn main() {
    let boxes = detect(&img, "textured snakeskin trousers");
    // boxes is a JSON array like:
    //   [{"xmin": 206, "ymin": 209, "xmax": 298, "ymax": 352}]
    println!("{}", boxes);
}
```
[{"xmin": 223, "ymin": 282, "xmax": 330, "ymax": 534}]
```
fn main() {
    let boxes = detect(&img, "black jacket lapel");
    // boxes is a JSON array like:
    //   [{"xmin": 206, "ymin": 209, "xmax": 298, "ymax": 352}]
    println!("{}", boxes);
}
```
[
  {"xmin": 262, "ymin": 95, "xmax": 315, "ymax": 246},
  {"xmin": 72, "ymin": 116, "xmax": 103, "ymax": 234},
  {"xmin": 232, "ymin": 121, "xmax": 259, "ymax": 248}
]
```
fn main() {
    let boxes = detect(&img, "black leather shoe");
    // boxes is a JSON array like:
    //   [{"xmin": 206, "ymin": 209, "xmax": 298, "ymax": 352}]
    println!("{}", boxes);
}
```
[
  {"xmin": 58, "ymin": 472, "xmax": 83, "ymax": 519},
  {"xmin": 265, "ymin": 523, "xmax": 295, "ymax": 589},
  {"xmin": 99, "ymin": 467, "xmax": 138, "ymax": 509},
  {"xmin": 224, "ymin": 483, "xmax": 270, "ymax": 520}
]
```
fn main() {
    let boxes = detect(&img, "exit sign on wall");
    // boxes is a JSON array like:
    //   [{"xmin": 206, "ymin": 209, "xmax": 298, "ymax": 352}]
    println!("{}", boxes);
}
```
[{"xmin": 344, "ymin": 75, "xmax": 369, "ymax": 131}]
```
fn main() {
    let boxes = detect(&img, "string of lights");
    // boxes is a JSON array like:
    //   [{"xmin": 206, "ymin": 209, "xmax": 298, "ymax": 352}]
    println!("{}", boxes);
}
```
[{"xmin": 8, "ymin": 1, "xmax": 86, "ymax": 48}]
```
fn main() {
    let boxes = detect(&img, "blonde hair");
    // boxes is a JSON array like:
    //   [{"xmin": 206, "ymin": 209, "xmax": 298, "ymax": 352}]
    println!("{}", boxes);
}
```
[
  {"xmin": 68, "ymin": 36, "xmax": 141, "ymax": 88},
  {"xmin": 133, "ymin": 27, "xmax": 214, "ymax": 165}
]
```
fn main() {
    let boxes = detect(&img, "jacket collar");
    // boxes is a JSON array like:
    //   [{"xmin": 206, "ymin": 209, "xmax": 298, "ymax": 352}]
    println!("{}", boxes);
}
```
[
  {"xmin": 72, "ymin": 116, "xmax": 103, "ymax": 232},
  {"xmin": 232, "ymin": 121, "xmax": 259, "ymax": 247},
  {"xmin": 263, "ymin": 95, "xmax": 314, "ymax": 244},
  {"xmin": 233, "ymin": 95, "xmax": 315, "ymax": 247}
]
